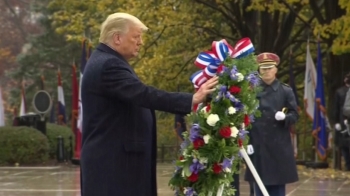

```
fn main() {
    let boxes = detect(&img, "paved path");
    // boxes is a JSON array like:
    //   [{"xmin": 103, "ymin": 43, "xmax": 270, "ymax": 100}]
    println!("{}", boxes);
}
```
[{"xmin": 0, "ymin": 163, "xmax": 349, "ymax": 196}]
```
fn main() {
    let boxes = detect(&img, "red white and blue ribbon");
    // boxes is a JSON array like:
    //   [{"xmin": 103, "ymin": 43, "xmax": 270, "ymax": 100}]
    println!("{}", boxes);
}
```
[{"xmin": 190, "ymin": 38, "xmax": 254, "ymax": 89}]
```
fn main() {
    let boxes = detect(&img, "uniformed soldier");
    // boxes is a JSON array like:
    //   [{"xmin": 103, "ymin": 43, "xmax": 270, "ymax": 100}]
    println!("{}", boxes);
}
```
[{"xmin": 244, "ymin": 52, "xmax": 299, "ymax": 196}]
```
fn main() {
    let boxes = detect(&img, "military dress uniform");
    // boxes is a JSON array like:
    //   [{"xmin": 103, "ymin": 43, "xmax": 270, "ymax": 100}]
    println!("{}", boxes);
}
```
[{"xmin": 244, "ymin": 52, "xmax": 299, "ymax": 196}]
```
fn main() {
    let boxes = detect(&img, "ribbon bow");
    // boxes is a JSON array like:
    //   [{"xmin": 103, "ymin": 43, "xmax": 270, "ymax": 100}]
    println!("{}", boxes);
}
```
[{"xmin": 190, "ymin": 38, "xmax": 254, "ymax": 90}]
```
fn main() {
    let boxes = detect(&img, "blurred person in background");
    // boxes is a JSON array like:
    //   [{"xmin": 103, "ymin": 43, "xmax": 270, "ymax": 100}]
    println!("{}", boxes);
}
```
[{"xmin": 333, "ymin": 72, "xmax": 350, "ymax": 171}]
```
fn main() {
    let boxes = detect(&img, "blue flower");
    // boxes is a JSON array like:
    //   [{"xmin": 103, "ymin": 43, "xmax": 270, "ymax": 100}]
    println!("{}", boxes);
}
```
[
  {"xmin": 239, "ymin": 129, "xmax": 249, "ymax": 140},
  {"xmin": 189, "ymin": 124, "xmax": 201, "ymax": 142},
  {"xmin": 214, "ymin": 85, "xmax": 227, "ymax": 102},
  {"xmin": 218, "ymin": 66, "xmax": 229, "ymax": 76},
  {"xmin": 180, "ymin": 139, "xmax": 190, "ymax": 151},
  {"xmin": 225, "ymin": 92, "xmax": 238, "ymax": 102},
  {"xmin": 249, "ymin": 114, "xmax": 255, "ymax": 123},
  {"xmin": 234, "ymin": 102, "xmax": 244, "ymax": 110},
  {"xmin": 220, "ymin": 85, "xmax": 227, "ymax": 93},
  {"xmin": 184, "ymin": 187, "xmax": 197, "ymax": 196},
  {"xmin": 172, "ymin": 166, "xmax": 182, "ymax": 177},
  {"xmin": 230, "ymin": 66, "xmax": 240, "ymax": 80},
  {"xmin": 247, "ymin": 71, "xmax": 261, "ymax": 87},
  {"xmin": 189, "ymin": 158, "xmax": 205, "ymax": 174},
  {"xmin": 174, "ymin": 188, "xmax": 181, "ymax": 196},
  {"xmin": 222, "ymin": 157, "xmax": 234, "ymax": 172}
]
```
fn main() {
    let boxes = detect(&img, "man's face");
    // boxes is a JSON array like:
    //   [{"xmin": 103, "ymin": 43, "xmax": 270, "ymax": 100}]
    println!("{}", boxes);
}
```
[
  {"xmin": 259, "ymin": 66, "xmax": 277, "ymax": 81},
  {"xmin": 114, "ymin": 24, "xmax": 143, "ymax": 60}
]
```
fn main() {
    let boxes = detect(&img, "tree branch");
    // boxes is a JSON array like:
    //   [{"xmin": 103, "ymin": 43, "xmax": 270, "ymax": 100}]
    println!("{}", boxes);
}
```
[
  {"xmin": 131, "ymin": 25, "xmax": 168, "ymax": 66},
  {"xmin": 166, "ymin": 54, "xmax": 197, "ymax": 80},
  {"xmin": 309, "ymin": 0, "xmax": 326, "ymax": 24},
  {"xmin": 279, "ymin": 15, "xmax": 316, "ymax": 53},
  {"xmin": 280, "ymin": 0, "xmax": 312, "ymax": 28},
  {"xmin": 194, "ymin": 0, "xmax": 237, "ymax": 31},
  {"xmin": 3, "ymin": 0, "xmax": 27, "ymax": 40}
]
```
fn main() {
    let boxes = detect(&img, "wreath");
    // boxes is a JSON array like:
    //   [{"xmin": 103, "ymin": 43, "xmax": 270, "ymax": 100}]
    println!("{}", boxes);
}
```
[{"xmin": 169, "ymin": 38, "xmax": 262, "ymax": 196}]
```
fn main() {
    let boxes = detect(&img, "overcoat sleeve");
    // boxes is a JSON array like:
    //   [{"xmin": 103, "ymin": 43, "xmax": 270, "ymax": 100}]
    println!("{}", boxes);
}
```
[
  {"xmin": 343, "ymin": 89, "xmax": 350, "ymax": 118},
  {"xmin": 284, "ymin": 87, "xmax": 299, "ymax": 127},
  {"xmin": 333, "ymin": 90, "xmax": 341, "ymax": 123},
  {"xmin": 100, "ymin": 59, "xmax": 193, "ymax": 114}
]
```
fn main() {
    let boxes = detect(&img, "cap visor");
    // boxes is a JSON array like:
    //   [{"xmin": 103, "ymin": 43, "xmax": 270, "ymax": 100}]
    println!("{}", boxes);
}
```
[{"xmin": 259, "ymin": 64, "xmax": 275, "ymax": 69}]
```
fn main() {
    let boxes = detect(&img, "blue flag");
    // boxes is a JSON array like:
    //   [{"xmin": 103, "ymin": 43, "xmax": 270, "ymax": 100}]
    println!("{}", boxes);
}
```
[
  {"xmin": 312, "ymin": 40, "xmax": 327, "ymax": 160},
  {"xmin": 49, "ymin": 99, "xmax": 56, "ymax": 123}
]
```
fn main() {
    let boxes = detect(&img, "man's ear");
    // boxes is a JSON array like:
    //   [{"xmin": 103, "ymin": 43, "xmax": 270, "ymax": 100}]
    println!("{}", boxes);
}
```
[{"xmin": 113, "ymin": 33, "xmax": 122, "ymax": 45}]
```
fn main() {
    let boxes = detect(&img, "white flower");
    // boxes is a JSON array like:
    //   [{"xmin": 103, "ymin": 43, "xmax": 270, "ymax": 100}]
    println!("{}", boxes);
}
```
[
  {"xmin": 182, "ymin": 149, "xmax": 188, "ymax": 157},
  {"xmin": 201, "ymin": 106, "xmax": 207, "ymax": 113},
  {"xmin": 206, "ymin": 114, "xmax": 220, "ymax": 126},
  {"xmin": 203, "ymin": 134, "xmax": 211, "ymax": 144},
  {"xmin": 223, "ymin": 167, "xmax": 231, "ymax": 173},
  {"xmin": 228, "ymin": 107, "xmax": 236, "ymax": 114},
  {"xmin": 199, "ymin": 157, "xmax": 208, "ymax": 164},
  {"xmin": 236, "ymin": 73, "xmax": 244, "ymax": 82},
  {"xmin": 230, "ymin": 126, "xmax": 239, "ymax": 138}
]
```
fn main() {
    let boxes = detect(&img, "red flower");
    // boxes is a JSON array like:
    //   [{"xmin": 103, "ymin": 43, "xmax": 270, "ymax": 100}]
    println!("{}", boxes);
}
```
[
  {"xmin": 219, "ymin": 126, "xmax": 231, "ymax": 138},
  {"xmin": 212, "ymin": 163, "xmax": 222, "ymax": 174},
  {"xmin": 217, "ymin": 65, "xmax": 224, "ymax": 73},
  {"xmin": 244, "ymin": 114, "xmax": 250, "ymax": 126},
  {"xmin": 238, "ymin": 139, "xmax": 243, "ymax": 147},
  {"xmin": 206, "ymin": 104, "xmax": 211, "ymax": 112},
  {"xmin": 229, "ymin": 86, "xmax": 241, "ymax": 94},
  {"xmin": 193, "ymin": 138, "xmax": 205, "ymax": 149},
  {"xmin": 188, "ymin": 172, "xmax": 199, "ymax": 182},
  {"xmin": 179, "ymin": 156, "xmax": 184, "ymax": 160}
]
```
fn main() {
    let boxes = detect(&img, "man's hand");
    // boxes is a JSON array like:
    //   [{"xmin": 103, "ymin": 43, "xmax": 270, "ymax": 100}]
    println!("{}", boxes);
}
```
[{"xmin": 192, "ymin": 76, "xmax": 219, "ymax": 105}]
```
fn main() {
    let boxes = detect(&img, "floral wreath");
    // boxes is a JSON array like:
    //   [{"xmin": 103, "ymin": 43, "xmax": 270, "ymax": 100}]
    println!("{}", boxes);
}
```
[{"xmin": 169, "ymin": 38, "xmax": 262, "ymax": 196}]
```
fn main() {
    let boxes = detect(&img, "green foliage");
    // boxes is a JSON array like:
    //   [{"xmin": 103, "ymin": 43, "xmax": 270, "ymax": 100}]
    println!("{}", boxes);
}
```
[
  {"xmin": 8, "ymin": 0, "xmax": 82, "ymax": 117},
  {"xmin": 0, "ymin": 126, "xmax": 49, "ymax": 165},
  {"xmin": 46, "ymin": 123, "xmax": 75, "ymax": 159},
  {"xmin": 169, "ymin": 40, "xmax": 261, "ymax": 195}
]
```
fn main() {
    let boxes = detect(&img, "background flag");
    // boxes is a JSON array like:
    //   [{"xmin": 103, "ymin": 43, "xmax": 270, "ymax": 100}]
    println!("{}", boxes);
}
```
[
  {"xmin": 312, "ymin": 38, "xmax": 328, "ymax": 160},
  {"xmin": 0, "ymin": 87, "xmax": 5, "ymax": 127},
  {"xmin": 57, "ymin": 68, "xmax": 66, "ymax": 124},
  {"xmin": 303, "ymin": 41, "xmax": 317, "ymax": 120},
  {"xmin": 19, "ymin": 82, "xmax": 26, "ymax": 116},
  {"xmin": 75, "ymin": 39, "xmax": 89, "ymax": 159},
  {"xmin": 72, "ymin": 62, "xmax": 80, "ymax": 159}
]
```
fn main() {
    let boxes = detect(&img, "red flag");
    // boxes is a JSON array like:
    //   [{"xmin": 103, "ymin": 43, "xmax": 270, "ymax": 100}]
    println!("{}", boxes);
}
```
[
  {"xmin": 74, "ymin": 39, "xmax": 89, "ymax": 161},
  {"xmin": 72, "ymin": 63, "xmax": 81, "ymax": 159}
]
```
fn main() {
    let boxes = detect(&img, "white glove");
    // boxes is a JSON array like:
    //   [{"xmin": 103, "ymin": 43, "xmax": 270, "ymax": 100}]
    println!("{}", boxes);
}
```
[
  {"xmin": 275, "ymin": 111, "xmax": 286, "ymax": 121},
  {"xmin": 335, "ymin": 123, "xmax": 341, "ymax": 131},
  {"xmin": 345, "ymin": 120, "xmax": 348, "ymax": 125},
  {"xmin": 247, "ymin": 145, "xmax": 254, "ymax": 155}
]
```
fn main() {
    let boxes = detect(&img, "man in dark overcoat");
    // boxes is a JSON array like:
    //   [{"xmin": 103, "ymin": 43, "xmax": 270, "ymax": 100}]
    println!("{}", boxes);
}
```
[
  {"xmin": 80, "ymin": 13, "xmax": 218, "ymax": 196},
  {"xmin": 245, "ymin": 52, "xmax": 299, "ymax": 196}
]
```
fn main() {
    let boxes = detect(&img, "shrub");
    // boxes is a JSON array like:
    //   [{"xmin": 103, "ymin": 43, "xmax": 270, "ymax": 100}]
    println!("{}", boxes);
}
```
[
  {"xmin": 0, "ymin": 126, "xmax": 49, "ymax": 165},
  {"xmin": 46, "ymin": 123, "xmax": 75, "ymax": 159}
]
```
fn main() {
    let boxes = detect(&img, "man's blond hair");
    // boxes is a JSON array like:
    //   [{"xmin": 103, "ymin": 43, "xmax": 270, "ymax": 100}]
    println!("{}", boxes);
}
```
[{"xmin": 99, "ymin": 13, "xmax": 148, "ymax": 43}]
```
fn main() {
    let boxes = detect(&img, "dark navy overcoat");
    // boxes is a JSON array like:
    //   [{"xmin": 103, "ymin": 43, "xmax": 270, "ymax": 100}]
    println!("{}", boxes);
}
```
[
  {"xmin": 245, "ymin": 79, "xmax": 299, "ymax": 185},
  {"xmin": 80, "ymin": 43, "xmax": 193, "ymax": 196}
]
